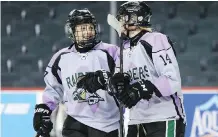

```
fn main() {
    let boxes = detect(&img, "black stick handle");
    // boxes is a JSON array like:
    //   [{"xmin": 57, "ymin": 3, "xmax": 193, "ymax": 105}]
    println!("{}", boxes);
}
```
[{"xmin": 119, "ymin": 36, "xmax": 124, "ymax": 137}]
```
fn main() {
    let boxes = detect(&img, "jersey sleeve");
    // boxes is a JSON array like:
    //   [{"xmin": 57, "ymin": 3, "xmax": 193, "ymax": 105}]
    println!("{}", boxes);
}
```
[
  {"xmin": 152, "ymin": 34, "xmax": 181, "ymax": 97},
  {"xmin": 42, "ymin": 52, "xmax": 64, "ymax": 111}
]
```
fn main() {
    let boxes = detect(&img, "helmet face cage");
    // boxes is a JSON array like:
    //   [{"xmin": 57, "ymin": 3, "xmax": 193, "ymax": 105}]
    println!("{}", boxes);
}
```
[
  {"xmin": 117, "ymin": 2, "xmax": 152, "ymax": 27},
  {"xmin": 120, "ymin": 13, "xmax": 141, "ymax": 26},
  {"xmin": 74, "ymin": 24, "xmax": 96, "ymax": 44},
  {"xmin": 66, "ymin": 9, "xmax": 99, "ymax": 48}
]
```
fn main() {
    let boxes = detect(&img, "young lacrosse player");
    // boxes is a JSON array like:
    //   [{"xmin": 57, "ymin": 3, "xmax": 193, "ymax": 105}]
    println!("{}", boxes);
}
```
[
  {"xmin": 33, "ymin": 9, "xmax": 120, "ymax": 137},
  {"xmin": 109, "ymin": 2, "xmax": 186, "ymax": 137}
]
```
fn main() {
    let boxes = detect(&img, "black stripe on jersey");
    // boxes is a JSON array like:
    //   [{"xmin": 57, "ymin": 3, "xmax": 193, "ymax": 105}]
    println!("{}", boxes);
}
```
[
  {"xmin": 176, "ymin": 92, "xmax": 185, "ymax": 118},
  {"xmin": 170, "ymin": 94, "xmax": 182, "ymax": 119},
  {"xmin": 140, "ymin": 40, "xmax": 153, "ymax": 63},
  {"xmin": 167, "ymin": 36, "xmax": 177, "ymax": 57},
  {"xmin": 152, "ymin": 46, "xmax": 172, "ymax": 53},
  {"xmin": 100, "ymin": 50, "xmax": 116, "ymax": 74},
  {"xmin": 52, "ymin": 52, "xmax": 70, "ymax": 84}
]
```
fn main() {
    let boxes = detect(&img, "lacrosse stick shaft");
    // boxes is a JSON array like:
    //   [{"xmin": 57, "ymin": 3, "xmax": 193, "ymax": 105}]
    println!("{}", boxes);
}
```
[
  {"xmin": 119, "ymin": 37, "xmax": 124, "ymax": 137},
  {"xmin": 107, "ymin": 14, "xmax": 125, "ymax": 137}
]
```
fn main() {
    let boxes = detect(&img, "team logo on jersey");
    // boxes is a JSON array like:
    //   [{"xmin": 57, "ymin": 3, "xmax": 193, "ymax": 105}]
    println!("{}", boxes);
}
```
[
  {"xmin": 190, "ymin": 95, "xmax": 218, "ymax": 137},
  {"xmin": 72, "ymin": 89, "xmax": 104, "ymax": 105}
]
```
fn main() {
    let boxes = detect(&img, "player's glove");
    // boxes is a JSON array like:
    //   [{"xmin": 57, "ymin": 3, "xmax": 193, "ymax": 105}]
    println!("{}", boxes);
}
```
[
  {"xmin": 109, "ymin": 72, "xmax": 159, "ymax": 108},
  {"xmin": 121, "ymin": 80, "xmax": 155, "ymax": 108},
  {"xmin": 77, "ymin": 70, "xmax": 112, "ymax": 93},
  {"xmin": 33, "ymin": 104, "xmax": 53, "ymax": 137},
  {"xmin": 108, "ymin": 72, "xmax": 131, "ymax": 99}
]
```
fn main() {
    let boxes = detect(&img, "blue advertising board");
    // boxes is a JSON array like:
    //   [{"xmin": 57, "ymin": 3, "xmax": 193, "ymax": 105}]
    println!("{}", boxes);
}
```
[
  {"xmin": 184, "ymin": 93, "xmax": 218, "ymax": 137},
  {"xmin": 0, "ymin": 89, "xmax": 217, "ymax": 137},
  {"xmin": 1, "ymin": 92, "xmax": 37, "ymax": 137}
]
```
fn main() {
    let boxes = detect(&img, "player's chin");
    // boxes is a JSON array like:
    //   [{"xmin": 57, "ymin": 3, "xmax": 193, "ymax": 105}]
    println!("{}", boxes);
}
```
[{"xmin": 125, "ymin": 25, "xmax": 138, "ymax": 31}]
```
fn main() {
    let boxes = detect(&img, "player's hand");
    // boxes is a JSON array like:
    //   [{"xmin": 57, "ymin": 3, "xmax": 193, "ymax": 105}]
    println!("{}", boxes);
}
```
[
  {"xmin": 108, "ymin": 72, "xmax": 131, "ymax": 98},
  {"xmin": 77, "ymin": 70, "xmax": 111, "ymax": 93},
  {"xmin": 121, "ymin": 80, "xmax": 157, "ymax": 108},
  {"xmin": 33, "ymin": 104, "xmax": 53, "ymax": 137}
]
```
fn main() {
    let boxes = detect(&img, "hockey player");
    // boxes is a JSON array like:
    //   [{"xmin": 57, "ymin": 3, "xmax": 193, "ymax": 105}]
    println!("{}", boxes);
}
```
[
  {"xmin": 33, "ymin": 9, "xmax": 120, "ymax": 137},
  {"xmin": 109, "ymin": 2, "xmax": 186, "ymax": 137}
]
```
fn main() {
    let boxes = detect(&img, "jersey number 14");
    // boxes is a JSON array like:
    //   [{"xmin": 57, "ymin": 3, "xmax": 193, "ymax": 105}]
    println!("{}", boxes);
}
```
[{"xmin": 159, "ymin": 54, "xmax": 172, "ymax": 66}]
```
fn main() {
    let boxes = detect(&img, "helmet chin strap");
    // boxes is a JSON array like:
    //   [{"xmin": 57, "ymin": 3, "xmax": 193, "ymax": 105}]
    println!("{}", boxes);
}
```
[
  {"xmin": 75, "ymin": 43, "xmax": 94, "ymax": 53},
  {"xmin": 128, "ymin": 29, "xmax": 141, "ymax": 38},
  {"xmin": 75, "ymin": 39, "xmax": 100, "ymax": 53}
]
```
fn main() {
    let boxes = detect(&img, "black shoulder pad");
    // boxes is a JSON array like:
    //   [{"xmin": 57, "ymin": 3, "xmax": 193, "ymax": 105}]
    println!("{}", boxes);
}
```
[
  {"xmin": 99, "ymin": 50, "xmax": 115, "ymax": 74},
  {"xmin": 140, "ymin": 40, "xmax": 153, "ymax": 63},
  {"xmin": 52, "ymin": 52, "xmax": 70, "ymax": 84}
]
